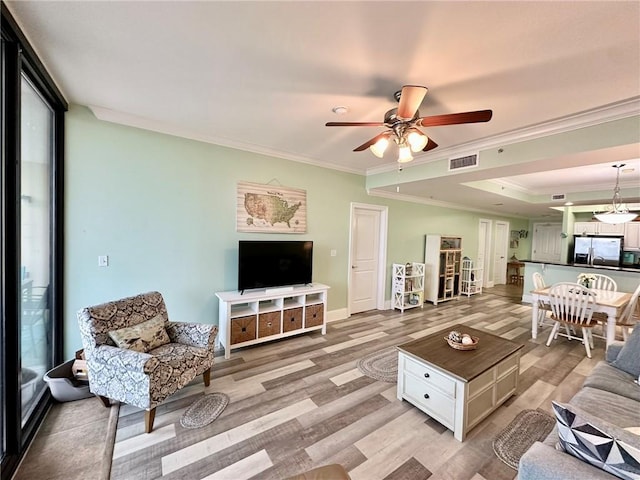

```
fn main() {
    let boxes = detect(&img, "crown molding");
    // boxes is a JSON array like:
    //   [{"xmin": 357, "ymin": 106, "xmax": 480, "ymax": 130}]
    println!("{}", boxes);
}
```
[
  {"xmin": 366, "ymin": 97, "xmax": 640, "ymax": 176},
  {"xmin": 88, "ymin": 105, "xmax": 363, "ymax": 176}
]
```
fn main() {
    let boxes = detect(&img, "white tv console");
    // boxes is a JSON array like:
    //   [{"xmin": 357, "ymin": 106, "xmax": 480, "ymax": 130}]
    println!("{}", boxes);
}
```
[{"xmin": 215, "ymin": 283, "xmax": 330, "ymax": 359}]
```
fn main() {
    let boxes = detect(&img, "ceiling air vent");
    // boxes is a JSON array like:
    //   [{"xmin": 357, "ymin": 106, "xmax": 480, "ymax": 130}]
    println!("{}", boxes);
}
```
[
  {"xmin": 448, "ymin": 153, "xmax": 478, "ymax": 171},
  {"xmin": 551, "ymin": 193, "xmax": 566, "ymax": 201}
]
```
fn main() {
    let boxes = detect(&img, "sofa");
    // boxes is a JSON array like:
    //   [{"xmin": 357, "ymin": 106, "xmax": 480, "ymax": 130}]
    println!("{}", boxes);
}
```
[{"xmin": 519, "ymin": 326, "xmax": 640, "ymax": 480}]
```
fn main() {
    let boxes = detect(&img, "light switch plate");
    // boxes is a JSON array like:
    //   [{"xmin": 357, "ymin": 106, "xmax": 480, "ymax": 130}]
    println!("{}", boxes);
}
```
[{"xmin": 98, "ymin": 255, "xmax": 109, "ymax": 267}]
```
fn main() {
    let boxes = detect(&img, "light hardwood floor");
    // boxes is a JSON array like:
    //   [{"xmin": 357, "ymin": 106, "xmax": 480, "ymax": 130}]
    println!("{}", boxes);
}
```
[{"xmin": 15, "ymin": 285, "xmax": 605, "ymax": 480}]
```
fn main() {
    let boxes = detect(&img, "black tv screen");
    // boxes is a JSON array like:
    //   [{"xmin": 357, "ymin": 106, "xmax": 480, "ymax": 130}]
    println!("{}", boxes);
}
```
[{"xmin": 238, "ymin": 240, "xmax": 313, "ymax": 291}]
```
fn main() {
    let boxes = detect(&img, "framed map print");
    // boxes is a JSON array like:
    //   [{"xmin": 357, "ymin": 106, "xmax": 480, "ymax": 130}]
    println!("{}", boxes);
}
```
[{"xmin": 237, "ymin": 182, "xmax": 307, "ymax": 233}]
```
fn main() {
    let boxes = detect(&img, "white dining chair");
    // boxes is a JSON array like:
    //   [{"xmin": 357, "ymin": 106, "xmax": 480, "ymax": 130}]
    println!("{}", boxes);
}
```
[
  {"xmin": 617, "ymin": 283, "xmax": 640, "ymax": 341},
  {"xmin": 546, "ymin": 282, "xmax": 598, "ymax": 358},
  {"xmin": 532, "ymin": 272, "xmax": 553, "ymax": 328},
  {"xmin": 585, "ymin": 273, "xmax": 618, "ymax": 341},
  {"xmin": 590, "ymin": 274, "xmax": 617, "ymax": 291}
]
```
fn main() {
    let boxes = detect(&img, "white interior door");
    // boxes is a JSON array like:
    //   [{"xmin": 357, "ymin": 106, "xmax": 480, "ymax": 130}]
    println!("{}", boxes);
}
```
[
  {"xmin": 532, "ymin": 223, "xmax": 563, "ymax": 262},
  {"xmin": 349, "ymin": 204, "xmax": 387, "ymax": 314},
  {"xmin": 493, "ymin": 221, "xmax": 509, "ymax": 285},
  {"xmin": 478, "ymin": 219, "xmax": 492, "ymax": 287}
]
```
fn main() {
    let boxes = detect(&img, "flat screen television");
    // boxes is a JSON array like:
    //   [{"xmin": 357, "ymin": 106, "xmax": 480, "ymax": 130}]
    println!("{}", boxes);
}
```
[{"xmin": 238, "ymin": 240, "xmax": 313, "ymax": 292}]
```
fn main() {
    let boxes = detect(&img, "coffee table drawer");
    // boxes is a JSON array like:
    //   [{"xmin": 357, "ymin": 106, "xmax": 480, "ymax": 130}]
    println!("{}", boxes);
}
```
[
  {"xmin": 402, "ymin": 372, "xmax": 455, "ymax": 426},
  {"xmin": 403, "ymin": 355, "xmax": 456, "ymax": 397}
]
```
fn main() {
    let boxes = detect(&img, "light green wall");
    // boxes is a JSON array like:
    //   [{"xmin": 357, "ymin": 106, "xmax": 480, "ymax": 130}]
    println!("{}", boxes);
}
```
[{"xmin": 64, "ymin": 105, "xmax": 527, "ymax": 359}]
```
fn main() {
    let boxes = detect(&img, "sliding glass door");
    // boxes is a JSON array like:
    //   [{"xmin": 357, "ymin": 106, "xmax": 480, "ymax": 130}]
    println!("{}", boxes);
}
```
[
  {"xmin": 1, "ymin": 6, "xmax": 66, "ymax": 478},
  {"xmin": 19, "ymin": 76, "xmax": 53, "ymax": 426}
]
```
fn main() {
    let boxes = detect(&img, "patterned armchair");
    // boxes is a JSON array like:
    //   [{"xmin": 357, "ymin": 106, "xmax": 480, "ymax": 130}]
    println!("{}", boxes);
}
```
[{"xmin": 77, "ymin": 291, "xmax": 218, "ymax": 433}]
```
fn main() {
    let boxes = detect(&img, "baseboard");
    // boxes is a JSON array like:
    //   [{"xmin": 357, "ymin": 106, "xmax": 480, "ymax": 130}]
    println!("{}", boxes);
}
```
[{"xmin": 327, "ymin": 308, "xmax": 348, "ymax": 323}]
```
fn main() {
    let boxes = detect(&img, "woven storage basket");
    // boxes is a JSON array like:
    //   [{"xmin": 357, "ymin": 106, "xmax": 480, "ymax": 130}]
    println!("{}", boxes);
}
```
[{"xmin": 444, "ymin": 336, "xmax": 479, "ymax": 350}]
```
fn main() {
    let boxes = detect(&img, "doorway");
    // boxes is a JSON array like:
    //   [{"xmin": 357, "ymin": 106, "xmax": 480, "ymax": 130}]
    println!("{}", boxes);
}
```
[
  {"xmin": 348, "ymin": 203, "xmax": 388, "ymax": 315},
  {"xmin": 531, "ymin": 223, "xmax": 563, "ymax": 263},
  {"xmin": 478, "ymin": 219, "xmax": 492, "ymax": 288},
  {"xmin": 493, "ymin": 221, "xmax": 510, "ymax": 285}
]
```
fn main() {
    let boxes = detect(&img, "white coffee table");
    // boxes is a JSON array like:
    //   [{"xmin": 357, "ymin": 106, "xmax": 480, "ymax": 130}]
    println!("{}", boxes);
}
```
[{"xmin": 397, "ymin": 324, "xmax": 523, "ymax": 441}]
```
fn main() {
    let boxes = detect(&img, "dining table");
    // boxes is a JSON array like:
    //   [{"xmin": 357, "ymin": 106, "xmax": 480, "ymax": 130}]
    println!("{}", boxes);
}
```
[{"xmin": 530, "ymin": 286, "xmax": 633, "ymax": 346}]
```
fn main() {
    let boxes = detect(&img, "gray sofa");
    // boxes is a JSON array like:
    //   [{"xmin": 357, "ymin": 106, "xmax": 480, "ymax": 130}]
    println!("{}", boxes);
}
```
[{"xmin": 519, "ymin": 336, "xmax": 640, "ymax": 480}]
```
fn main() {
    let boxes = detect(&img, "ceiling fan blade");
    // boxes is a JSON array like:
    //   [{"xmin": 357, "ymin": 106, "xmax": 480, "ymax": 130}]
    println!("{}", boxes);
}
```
[
  {"xmin": 422, "ymin": 138, "xmax": 439, "ymax": 152},
  {"xmin": 397, "ymin": 85, "xmax": 428, "ymax": 120},
  {"xmin": 353, "ymin": 132, "xmax": 391, "ymax": 152},
  {"xmin": 417, "ymin": 109, "xmax": 493, "ymax": 127},
  {"xmin": 325, "ymin": 121, "xmax": 385, "ymax": 127}
]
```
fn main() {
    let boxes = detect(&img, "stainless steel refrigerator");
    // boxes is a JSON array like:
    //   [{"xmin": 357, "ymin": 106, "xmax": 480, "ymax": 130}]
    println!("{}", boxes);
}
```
[{"xmin": 573, "ymin": 235, "xmax": 624, "ymax": 267}]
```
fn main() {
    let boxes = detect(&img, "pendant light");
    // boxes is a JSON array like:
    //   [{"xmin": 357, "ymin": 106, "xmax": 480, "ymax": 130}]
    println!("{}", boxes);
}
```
[{"xmin": 593, "ymin": 164, "xmax": 638, "ymax": 224}]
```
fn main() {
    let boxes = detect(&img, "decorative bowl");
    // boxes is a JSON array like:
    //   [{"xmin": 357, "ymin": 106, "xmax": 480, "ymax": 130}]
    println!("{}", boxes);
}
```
[{"xmin": 444, "ymin": 335, "xmax": 479, "ymax": 351}]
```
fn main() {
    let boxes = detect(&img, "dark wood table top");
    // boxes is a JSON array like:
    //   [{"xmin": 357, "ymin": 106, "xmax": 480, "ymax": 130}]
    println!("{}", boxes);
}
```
[{"xmin": 397, "ymin": 324, "xmax": 524, "ymax": 383}]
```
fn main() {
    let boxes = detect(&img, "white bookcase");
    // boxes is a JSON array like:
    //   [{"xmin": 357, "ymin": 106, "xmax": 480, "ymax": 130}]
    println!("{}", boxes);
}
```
[
  {"xmin": 216, "ymin": 283, "xmax": 329, "ymax": 359},
  {"xmin": 461, "ymin": 258, "xmax": 483, "ymax": 297},
  {"xmin": 392, "ymin": 263, "xmax": 425, "ymax": 312},
  {"xmin": 424, "ymin": 235, "xmax": 462, "ymax": 305}
]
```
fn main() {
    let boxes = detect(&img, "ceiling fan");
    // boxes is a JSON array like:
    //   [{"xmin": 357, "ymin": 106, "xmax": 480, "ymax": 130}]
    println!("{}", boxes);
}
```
[{"xmin": 326, "ymin": 85, "xmax": 493, "ymax": 163}]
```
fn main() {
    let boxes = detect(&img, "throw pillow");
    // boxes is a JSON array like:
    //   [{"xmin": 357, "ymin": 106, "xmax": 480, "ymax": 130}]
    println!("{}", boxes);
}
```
[
  {"xmin": 551, "ymin": 401, "xmax": 640, "ymax": 480},
  {"xmin": 108, "ymin": 315, "xmax": 170, "ymax": 353},
  {"xmin": 612, "ymin": 324, "xmax": 640, "ymax": 377}
]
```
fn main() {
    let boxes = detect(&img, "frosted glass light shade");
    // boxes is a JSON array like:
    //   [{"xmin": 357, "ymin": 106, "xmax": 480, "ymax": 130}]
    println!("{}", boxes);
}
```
[
  {"xmin": 397, "ymin": 145, "xmax": 414, "ymax": 163},
  {"xmin": 369, "ymin": 137, "xmax": 389, "ymax": 158},
  {"xmin": 407, "ymin": 131, "xmax": 428, "ymax": 152},
  {"xmin": 594, "ymin": 212, "xmax": 638, "ymax": 224}
]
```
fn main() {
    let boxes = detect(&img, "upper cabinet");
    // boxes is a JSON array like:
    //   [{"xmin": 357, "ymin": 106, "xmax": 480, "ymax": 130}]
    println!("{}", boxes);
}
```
[
  {"xmin": 624, "ymin": 222, "xmax": 640, "ymax": 249},
  {"xmin": 573, "ymin": 222, "xmax": 624, "ymax": 236}
]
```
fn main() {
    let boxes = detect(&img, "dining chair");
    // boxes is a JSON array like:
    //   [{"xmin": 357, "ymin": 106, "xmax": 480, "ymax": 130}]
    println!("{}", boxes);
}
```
[
  {"xmin": 532, "ymin": 272, "xmax": 553, "ymax": 328},
  {"xmin": 546, "ymin": 282, "xmax": 598, "ymax": 358},
  {"xmin": 590, "ymin": 274, "xmax": 617, "ymax": 291},
  {"xmin": 616, "ymin": 283, "xmax": 640, "ymax": 341},
  {"xmin": 586, "ymin": 273, "xmax": 618, "ymax": 340}
]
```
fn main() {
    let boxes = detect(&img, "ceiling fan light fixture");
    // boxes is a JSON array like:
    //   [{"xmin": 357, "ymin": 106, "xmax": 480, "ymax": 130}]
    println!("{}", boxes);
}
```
[
  {"xmin": 407, "ymin": 130, "xmax": 428, "ymax": 152},
  {"xmin": 397, "ymin": 144, "xmax": 413, "ymax": 163},
  {"xmin": 593, "ymin": 164, "xmax": 638, "ymax": 224},
  {"xmin": 369, "ymin": 137, "xmax": 389, "ymax": 158}
]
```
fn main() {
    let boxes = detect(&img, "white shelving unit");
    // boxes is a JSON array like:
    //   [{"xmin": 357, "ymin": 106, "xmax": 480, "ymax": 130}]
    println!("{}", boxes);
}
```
[
  {"xmin": 392, "ymin": 263, "xmax": 425, "ymax": 312},
  {"xmin": 216, "ymin": 283, "xmax": 329, "ymax": 359},
  {"xmin": 461, "ymin": 258, "xmax": 483, "ymax": 297},
  {"xmin": 424, "ymin": 235, "xmax": 462, "ymax": 305}
]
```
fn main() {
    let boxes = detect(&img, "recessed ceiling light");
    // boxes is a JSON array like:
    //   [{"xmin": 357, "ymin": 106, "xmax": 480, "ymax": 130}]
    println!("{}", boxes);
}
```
[{"xmin": 332, "ymin": 106, "xmax": 349, "ymax": 115}]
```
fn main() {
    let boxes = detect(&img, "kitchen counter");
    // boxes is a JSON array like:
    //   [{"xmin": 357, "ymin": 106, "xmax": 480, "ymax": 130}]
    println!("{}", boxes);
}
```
[
  {"xmin": 519, "ymin": 261, "xmax": 639, "ymax": 304},
  {"xmin": 521, "ymin": 260, "xmax": 640, "ymax": 274}
]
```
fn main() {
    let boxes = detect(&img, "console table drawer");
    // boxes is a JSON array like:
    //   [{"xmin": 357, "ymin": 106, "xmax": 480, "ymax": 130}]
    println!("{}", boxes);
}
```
[
  {"xmin": 403, "ymin": 356, "xmax": 456, "ymax": 397},
  {"xmin": 305, "ymin": 304, "xmax": 324, "ymax": 328},
  {"xmin": 283, "ymin": 307, "xmax": 303, "ymax": 332},
  {"xmin": 230, "ymin": 315, "xmax": 257, "ymax": 344},
  {"xmin": 402, "ymin": 373, "xmax": 455, "ymax": 426},
  {"xmin": 258, "ymin": 311, "xmax": 281, "ymax": 338}
]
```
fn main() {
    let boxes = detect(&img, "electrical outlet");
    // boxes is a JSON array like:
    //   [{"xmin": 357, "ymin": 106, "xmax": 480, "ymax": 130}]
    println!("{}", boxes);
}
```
[
  {"xmin": 330, "ymin": 249, "xmax": 337, "ymax": 257},
  {"xmin": 98, "ymin": 255, "xmax": 109, "ymax": 267}
]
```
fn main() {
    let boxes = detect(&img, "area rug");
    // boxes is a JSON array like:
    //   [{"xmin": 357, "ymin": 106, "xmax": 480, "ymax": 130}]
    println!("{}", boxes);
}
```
[
  {"xmin": 356, "ymin": 347, "xmax": 398, "ymax": 383},
  {"xmin": 492, "ymin": 409, "xmax": 556, "ymax": 470},
  {"xmin": 180, "ymin": 392, "xmax": 229, "ymax": 429}
]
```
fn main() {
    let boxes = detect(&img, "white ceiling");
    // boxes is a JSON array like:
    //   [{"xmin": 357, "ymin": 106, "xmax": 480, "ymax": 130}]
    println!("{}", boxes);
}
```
[{"xmin": 7, "ymin": 1, "xmax": 640, "ymax": 219}]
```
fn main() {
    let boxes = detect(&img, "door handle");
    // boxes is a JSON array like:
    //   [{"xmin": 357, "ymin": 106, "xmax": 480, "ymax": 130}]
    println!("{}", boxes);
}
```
[{"xmin": 352, "ymin": 265, "xmax": 356, "ymax": 269}]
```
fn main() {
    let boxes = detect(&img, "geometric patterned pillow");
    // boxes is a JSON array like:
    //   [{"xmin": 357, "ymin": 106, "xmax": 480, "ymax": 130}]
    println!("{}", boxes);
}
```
[
  {"xmin": 108, "ymin": 314, "xmax": 170, "ymax": 353},
  {"xmin": 552, "ymin": 401, "xmax": 640, "ymax": 480}
]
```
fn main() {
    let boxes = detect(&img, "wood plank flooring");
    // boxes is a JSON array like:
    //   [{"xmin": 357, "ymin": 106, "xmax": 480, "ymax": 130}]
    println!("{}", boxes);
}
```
[{"xmin": 16, "ymin": 286, "xmax": 606, "ymax": 480}]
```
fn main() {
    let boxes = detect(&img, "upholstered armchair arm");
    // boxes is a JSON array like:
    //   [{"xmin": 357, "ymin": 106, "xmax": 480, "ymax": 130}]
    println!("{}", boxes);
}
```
[
  {"xmin": 605, "ymin": 341, "xmax": 625, "ymax": 364},
  {"xmin": 91, "ymin": 344, "xmax": 159, "ymax": 374},
  {"xmin": 166, "ymin": 321, "xmax": 218, "ymax": 348}
]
